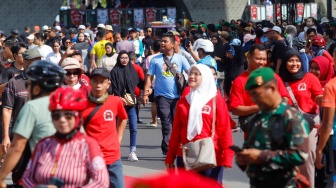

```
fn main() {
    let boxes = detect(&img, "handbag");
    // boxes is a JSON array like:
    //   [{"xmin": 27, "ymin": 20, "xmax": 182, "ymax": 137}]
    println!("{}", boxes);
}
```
[
  {"xmin": 163, "ymin": 54, "xmax": 187, "ymax": 96},
  {"xmin": 285, "ymin": 82, "xmax": 320, "ymax": 129},
  {"xmin": 123, "ymin": 92, "xmax": 136, "ymax": 106},
  {"xmin": 182, "ymin": 97, "xmax": 217, "ymax": 171}
]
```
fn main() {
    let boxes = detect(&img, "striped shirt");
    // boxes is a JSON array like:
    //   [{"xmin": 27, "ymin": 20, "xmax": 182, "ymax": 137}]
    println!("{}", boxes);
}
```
[{"xmin": 22, "ymin": 132, "xmax": 109, "ymax": 188}]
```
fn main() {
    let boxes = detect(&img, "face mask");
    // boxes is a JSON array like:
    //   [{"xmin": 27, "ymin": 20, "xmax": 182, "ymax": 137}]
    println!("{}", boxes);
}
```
[{"xmin": 311, "ymin": 46, "xmax": 320, "ymax": 53}]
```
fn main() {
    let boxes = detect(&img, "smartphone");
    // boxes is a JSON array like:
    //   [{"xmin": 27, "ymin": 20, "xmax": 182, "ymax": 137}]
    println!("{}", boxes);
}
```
[{"xmin": 229, "ymin": 145, "xmax": 243, "ymax": 153}]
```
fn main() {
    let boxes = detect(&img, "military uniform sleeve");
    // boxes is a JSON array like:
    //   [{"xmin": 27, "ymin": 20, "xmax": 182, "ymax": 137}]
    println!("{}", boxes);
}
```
[
  {"xmin": 257, "ymin": 108, "xmax": 309, "ymax": 168},
  {"xmin": 13, "ymin": 102, "xmax": 36, "ymax": 139}
]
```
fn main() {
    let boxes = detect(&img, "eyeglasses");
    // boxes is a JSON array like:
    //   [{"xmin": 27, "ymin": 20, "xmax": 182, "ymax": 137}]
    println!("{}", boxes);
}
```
[
  {"xmin": 66, "ymin": 70, "xmax": 80, "ymax": 76},
  {"xmin": 189, "ymin": 72, "xmax": 202, "ymax": 77},
  {"xmin": 65, "ymin": 41, "xmax": 71, "ymax": 44},
  {"xmin": 51, "ymin": 110, "xmax": 76, "ymax": 121}
]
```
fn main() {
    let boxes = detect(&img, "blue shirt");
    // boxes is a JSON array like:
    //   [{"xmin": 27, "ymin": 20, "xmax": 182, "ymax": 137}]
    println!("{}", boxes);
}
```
[
  {"xmin": 148, "ymin": 53, "xmax": 190, "ymax": 99},
  {"xmin": 197, "ymin": 55, "xmax": 217, "ymax": 71}
]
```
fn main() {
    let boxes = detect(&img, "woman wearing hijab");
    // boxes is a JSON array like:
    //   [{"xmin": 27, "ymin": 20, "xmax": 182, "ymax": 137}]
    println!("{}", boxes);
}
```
[
  {"xmin": 22, "ymin": 87, "xmax": 109, "ymax": 187},
  {"xmin": 98, "ymin": 42, "xmax": 118, "ymax": 71},
  {"xmin": 279, "ymin": 50, "xmax": 323, "ymax": 186},
  {"xmin": 309, "ymin": 56, "xmax": 335, "ymax": 87},
  {"xmin": 111, "ymin": 50, "xmax": 139, "ymax": 162},
  {"xmin": 165, "ymin": 64, "xmax": 234, "ymax": 184},
  {"xmin": 309, "ymin": 56, "xmax": 335, "ymax": 187},
  {"xmin": 61, "ymin": 36, "xmax": 71, "ymax": 53}
]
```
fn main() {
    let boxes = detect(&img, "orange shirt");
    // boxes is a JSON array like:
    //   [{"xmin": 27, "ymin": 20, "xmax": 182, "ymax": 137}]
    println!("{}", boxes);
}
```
[{"xmin": 322, "ymin": 77, "xmax": 336, "ymax": 108}]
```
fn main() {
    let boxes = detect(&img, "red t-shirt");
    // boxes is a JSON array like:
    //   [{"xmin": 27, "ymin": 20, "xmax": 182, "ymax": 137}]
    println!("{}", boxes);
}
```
[
  {"xmin": 133, "ymin": 64, "xmax": 145, "ymax": 97},
  {"xmin": 165, "ymin": 91, "xmax": 234, "ymax": 167},
  {"xmin": 83, "ymin": 96, "xmax": 128, "ymax": 165},
  {"xmin": 81, "ymin": 74, "xmax": 91, "ymax": 87},
  {"xmin": 229, "ymin": 71, "xmax": 292, "ymax": 110},
  {"xmin": 286, "ymin": 73, "xmax": 323, "ymax": 114}
]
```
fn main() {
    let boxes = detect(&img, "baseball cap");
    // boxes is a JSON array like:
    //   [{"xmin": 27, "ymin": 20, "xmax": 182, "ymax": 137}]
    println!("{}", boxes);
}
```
[
  {"xmin": 244, "ymin": 27, "xmax": 252, "ymax": 33},
  {"xmin": 61, "ymin": 57, "xmax": 84, "ymax": 73},
  {"xmin": 22, "ymin": 49, "xmax": 41, "ymax": 60},
  {"xmin": 68, "ymin": 28, "xmax": 77, "ymax": 34},
  {"xmin": 11, "ymin": 29, "xmax": 19, "ymax": 35},
  {"xmin": 245, "ymin": 67, "xmax": 275, "ymax": 90},
  {"xmin": 97, "ymin": 23, "xmax": 106, "ymax": 29},
  {"xmin": 320, "ymin": 17, "xmax": 329, "ymax": 25},
  {"xmin": 272, "ymin": 26, "xmax": 282, "ymax": 34},
  {"xmin": 42, "ymin": 25, "xmax": 49, "ymax": 31},
  {"xmin": 106, "ymin": 25, "xmax": 113, "ymax": 31},
  {"xmin": 230, "ymin": 38, "xmax": 241, "ymax": 46},
  {"xmin": 27, "ymin": 34, "xmax": 35, "ymax": 40},
  {"xmin": 129, "ymin": 28, "xmax": 137, "ymax": 33},
  {"xmin": 262, "ymin": 27, "xmax": 271, "ymax": 33},
  {"xmin": 90, "ymin": 68, "xmax": 110, "ymax": 79},
  {"xmin": 196, "ymin": 39, "xmax": 214, "ymax": 53},
  {"xmin": 55, "ymin": 26, "xmax": 61, "ymax": 31},
  {"xmin": 78, "ymin": 25, "xmax": 86, "ymax": 30}
]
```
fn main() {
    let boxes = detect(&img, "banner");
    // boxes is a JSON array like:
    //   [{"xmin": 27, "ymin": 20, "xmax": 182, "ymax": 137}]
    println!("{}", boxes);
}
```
[
  {"xmin": 297, "ymin": 3, "xmax": 304, "ymax": 18},
  {"xmin": 266, "ymin": 5, "xmax": 273, "ymax": 21},
  {"xmin": 250, "ymin": 5, "xmax": 258, "ymax": 21},
  {"xmin": 71, "ymin": 10, "xmax": 82, "ymax": 27},
  {"xmin": 146, "ymin": 8, "xmax": 156, "ymax": 24},
  {"xmin": 109, "ymin": 9, "xmax": 121, "ymax": 26},
  {"xmin": 167, "ymin": 7, "xmax": 176, "ymax": 23},
  {"xmin": 310, "ymin": 3, "xmax": 317, "ymax": 19},
  {"xmin": 134, "ymin": 9, "xmax": 144, "ymax": 26},
  {"xmin": 97, "ymin": 9, "xmax": 108, "ymax": 24},
  {"xmin": 276, "ymin": 4, "xmax": 281, "ymax": 20}
]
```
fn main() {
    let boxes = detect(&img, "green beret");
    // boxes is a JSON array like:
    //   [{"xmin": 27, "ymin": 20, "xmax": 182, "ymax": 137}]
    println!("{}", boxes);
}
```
[
  {"xmin": 215, "ymin": 24, "xmax": 221, "ymax": 30},
  {"xmin": 223, "ymin": 22, "xmax": 230, "ymax": 26},
  {"xmin": 245, "ymin": 67, "xmax": 275, "ymax": 90},
  {"xmin": 230, "ymin": 24, "xmax": 237, "ymax": 30},
  {"xmin": 191, "ymin": 24, "xmax": 198, "ymax": 29},
  {"xmin": 330, "ymin": 22, "xmax": 336, "ymax": 27},
  {"xmin": 201, "ymin": 24, "xmax": 207, "ymax": 28}
]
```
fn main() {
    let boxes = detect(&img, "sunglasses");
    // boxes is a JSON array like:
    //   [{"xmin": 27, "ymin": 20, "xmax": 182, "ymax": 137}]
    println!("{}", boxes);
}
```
[
  {"xmin": 66, "ymin": 70, "xmax": 80, "ymax": 76},
  {"xmin": 51, "ymin": 110, "xmax": 76, "ymax": 121}
]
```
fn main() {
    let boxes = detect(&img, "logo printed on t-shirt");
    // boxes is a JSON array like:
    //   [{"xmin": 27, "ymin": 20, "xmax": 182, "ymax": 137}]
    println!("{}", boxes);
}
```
[
  {"xmin": 202, "ymin": 105, "xmax": 211, "ymax": 114},
  {"xmin": 104, "ymin": 110, "xmax": 114, "ymax": 121},
  {"xmin": 298, "ymin": 83, "xmax": 306, "ymax": 91}
]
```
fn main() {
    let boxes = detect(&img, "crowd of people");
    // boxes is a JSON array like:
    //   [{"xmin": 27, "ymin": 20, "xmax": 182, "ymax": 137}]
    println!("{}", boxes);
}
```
[{"xmin": 0, "ymin": 13, "xmax": 336, "ymax": 187}]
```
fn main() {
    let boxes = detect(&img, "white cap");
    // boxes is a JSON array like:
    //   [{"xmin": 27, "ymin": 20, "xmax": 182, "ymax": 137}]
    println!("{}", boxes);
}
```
[
  {"xmin": 272, "ymin": 26, "xmax": 282, "ymax": 34},
  {"xmin": 97, "ymin": 23, "xmax": 105, "ymax": 29},
  {"xmin": 196, "ymin": 39, "xmax": 214, "ymax": 53},
  {"xmin": 230, "ymin": 38, "xmax": 241, "ymax": 46},
  {"xmin": 320, "ymin": 17, "xmax": 329, "ymax": 24},
  {"xmin": 55, "ymin": 26, "xmax": 61, "ymax": 31},
  {"xmin": 42, "ymin": 25, "xmax": 49, "ymax": 31},
  {"xmin": 27, "ymin": 34, "xmax": 34, "ymax": 40},
  {"xmin": 78, "ymin": 25, "xmax": 86, "ymax": 30},
  {"xmin": 262, "ymin": 27, "xmax": 270, "ymax": 33}
]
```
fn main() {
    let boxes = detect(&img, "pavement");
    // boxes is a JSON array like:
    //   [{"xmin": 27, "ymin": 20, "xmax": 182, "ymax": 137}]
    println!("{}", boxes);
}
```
[{"xmin": 5, "ymin": 105, "xmax": 250, "ymax": 188}]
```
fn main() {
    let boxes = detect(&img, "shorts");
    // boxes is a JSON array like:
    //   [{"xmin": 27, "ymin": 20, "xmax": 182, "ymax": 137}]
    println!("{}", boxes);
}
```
[{"xmin": 148, "ymin": 89, "xmax": 155, "ymax": 102}]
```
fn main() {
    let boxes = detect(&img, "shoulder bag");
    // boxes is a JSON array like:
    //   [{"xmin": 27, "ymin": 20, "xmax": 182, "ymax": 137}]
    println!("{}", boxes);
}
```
[
  {"xmin": 285, "ymin": 82, "xmax": 320, "ymax": 130},
  {"xmin": 182, "ymin": 97, "xmax": 217, "ymax": 171},
  {"xmin": 163, "ymin": 54, "xmax": 187, "ymax": 96},
  {"xmin": 83, "ymin": 104, "xmax": 102, "ymax": 128}
]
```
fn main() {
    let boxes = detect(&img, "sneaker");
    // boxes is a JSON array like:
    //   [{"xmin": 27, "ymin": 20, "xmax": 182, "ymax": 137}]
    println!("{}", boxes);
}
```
[
  {"xmin": 137, "ymin": 119, "xmax": 143, "ymax": 123},
  {"xmin": 128, "ymin": 152, "xmax": 138, "ymax": 162},
  {"xmin": 146, "ymin": 122, "xmax": 157, "ymax": 127},
  {"xmin": 162, "ymin": 151, "xmax": 167, "ymax": 156}
]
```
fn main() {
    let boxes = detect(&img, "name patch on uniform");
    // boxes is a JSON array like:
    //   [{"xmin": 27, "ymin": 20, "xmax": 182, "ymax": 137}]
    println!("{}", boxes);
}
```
[
  {"xmin": 202, "ymin": 105, "xmax": 211, "ymax": 114},
  {"xmin": 298, "ymin": 83, "xmax": 306, "ymax": 91},
  {"xmin": 104, "ymin": 110, "xmax": 114, "ymax": 121}
]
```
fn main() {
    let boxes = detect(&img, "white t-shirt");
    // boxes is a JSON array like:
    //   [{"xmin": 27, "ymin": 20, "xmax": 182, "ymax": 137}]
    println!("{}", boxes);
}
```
[
  {"xmin": 33, "ymin": 45, "xmax": 53, "ymax": 60},
  {"xmin": 98, "ymin": 53, "xmax": 118, "ymax": 71},
  {"xmin": 46, "ymin": 52, "xmax": 62, "ymax": 64},
  {"xmin": 132, "ymin": 40, "xmax": 140, "ymax": 54}
]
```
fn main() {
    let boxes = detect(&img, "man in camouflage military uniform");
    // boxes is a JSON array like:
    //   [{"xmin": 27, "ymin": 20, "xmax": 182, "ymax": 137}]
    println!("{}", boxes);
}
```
[{"xmin": 235, "ymin": 67, "xmax": 310, "ymax": 188}]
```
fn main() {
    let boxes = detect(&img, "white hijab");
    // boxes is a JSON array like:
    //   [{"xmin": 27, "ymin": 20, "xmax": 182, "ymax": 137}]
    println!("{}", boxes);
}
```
[{"xmin": 186, "ymin": 64, "xmax": 217, "ymax": 141}]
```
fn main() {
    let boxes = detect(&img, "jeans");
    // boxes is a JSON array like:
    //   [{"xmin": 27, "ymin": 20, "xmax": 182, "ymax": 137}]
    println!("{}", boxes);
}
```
[
  {"xmin": 176, "ymin": 156, "xmax": 224, "ymax": 184},
  {"xmin": 125, "ymin": 106, "xmax": 137, "ymax": 153},
  {"xmin": 106, "ymin": 159, "xmax": 124, "ymax": 188},
  {"xmin": 155, "ymin": 96, "xmax": 179, "ymax": 154}
]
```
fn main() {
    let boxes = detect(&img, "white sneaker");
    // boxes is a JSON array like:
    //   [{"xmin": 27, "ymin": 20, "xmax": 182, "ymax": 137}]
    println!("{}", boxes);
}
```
[
  {"xmin": 128, "ymin": 152, "xmax": 138, "ymax": 162},
  {"xmin": 146, "ymin": 122, "xmax": 157, "ymax": 127}
]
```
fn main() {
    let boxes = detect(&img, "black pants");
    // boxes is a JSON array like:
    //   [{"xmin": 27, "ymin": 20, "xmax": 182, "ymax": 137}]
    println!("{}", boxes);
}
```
[{"xmin": 155, "ymin": 96, "xmax": 178, "ymax": 154}]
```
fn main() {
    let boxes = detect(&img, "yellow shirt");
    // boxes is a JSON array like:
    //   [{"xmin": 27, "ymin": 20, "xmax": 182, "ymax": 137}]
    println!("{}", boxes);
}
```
[{"xmin": 91, "ymin": 40, "xmax": 110, "ymax": 62}]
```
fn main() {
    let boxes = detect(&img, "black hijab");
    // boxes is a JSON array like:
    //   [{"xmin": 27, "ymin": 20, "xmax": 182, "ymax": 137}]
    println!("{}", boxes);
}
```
[
  {"xmin": 61, "ymin": 36, "xmax": 71, "ymax": 51},
  {"xmin": 279, "ymin": 49, "xmax": 306, "ymax": 82},
  {"xmin": 110, "ymin": 50, "xmax": 139, "ymax": 101},
  {"xmin": 105, "ymin": 42, "xmax": 115, "ymax": 57}
]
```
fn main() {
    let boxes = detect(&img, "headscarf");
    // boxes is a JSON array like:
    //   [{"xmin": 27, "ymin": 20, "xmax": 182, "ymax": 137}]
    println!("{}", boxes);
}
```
[
  {"xmin": 285, "ymin": 25, "xmax": 297, "ymax": 36},
  {"xmin": 186, "ymin": 64, "xmax": 217, "ymax": 141},
  {"xmin": 309, "ymin": 56, "xmax": 335, "ymax": 87},
  {"xmin": 105, "ymin": 42, "xmax": 115, "ymax": 57},
  {"xmin": 110, "ymin": 50, "xmax": 139, "ymax": 102},
  {"xmin": 279, "ymin": 50, "xmax": 306, "ymax": 82},
  {"xmin": 61, "ymin": 36, "xmax": 71, "ymax": 51}
]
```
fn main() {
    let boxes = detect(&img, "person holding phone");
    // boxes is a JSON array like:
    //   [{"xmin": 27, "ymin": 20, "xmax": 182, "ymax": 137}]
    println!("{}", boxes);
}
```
[{"xmin": 22, "ymin": 87, "xmax": 109, "ymax": 187}]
